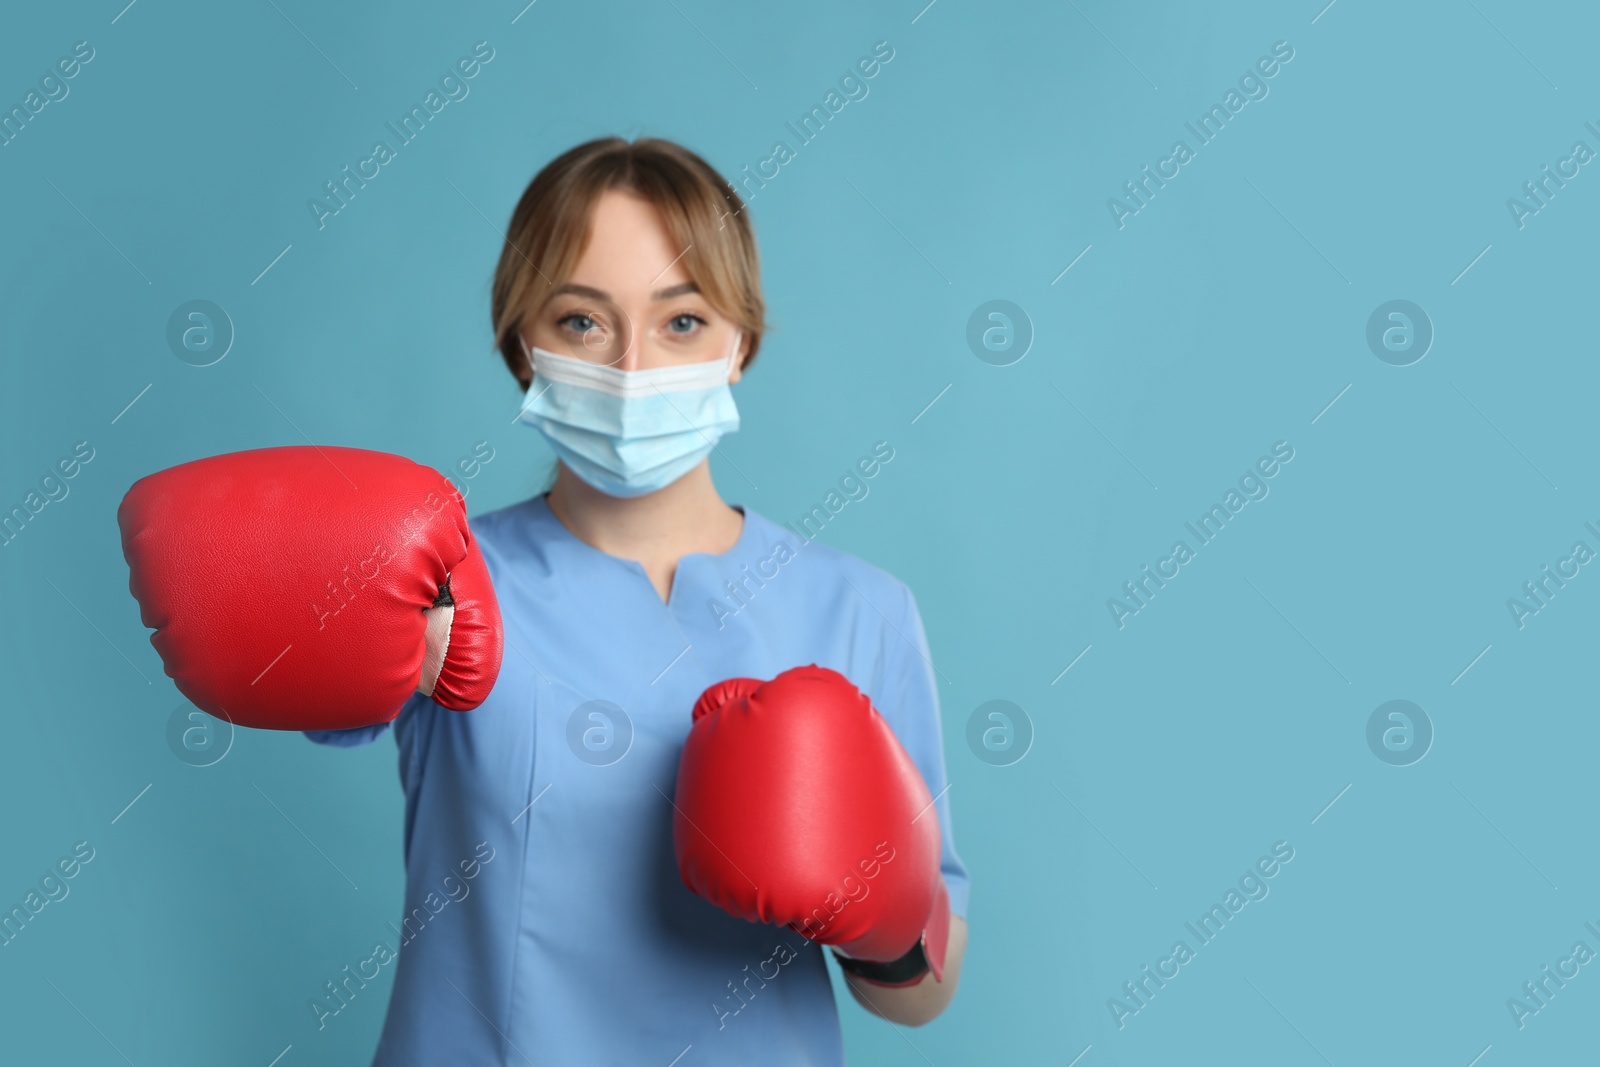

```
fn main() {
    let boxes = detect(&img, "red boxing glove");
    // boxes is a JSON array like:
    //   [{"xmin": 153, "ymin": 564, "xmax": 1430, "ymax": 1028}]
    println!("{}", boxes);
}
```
[
  {"xmin": 118, "ymin": 446, "xmax": 503, "ymax": 731},
  {"xmin": 673, "ymin": 665, "xmax": 949, "ymax": 985}
]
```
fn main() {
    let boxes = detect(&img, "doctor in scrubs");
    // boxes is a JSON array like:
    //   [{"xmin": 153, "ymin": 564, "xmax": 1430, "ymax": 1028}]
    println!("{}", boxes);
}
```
[{"xmin": 305, "ymin": 137, "xmax": 970, "ymax": 1066}]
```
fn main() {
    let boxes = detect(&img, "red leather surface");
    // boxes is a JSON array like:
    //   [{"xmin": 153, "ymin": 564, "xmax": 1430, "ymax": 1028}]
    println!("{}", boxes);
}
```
[
  {"xmin": 117, "ymin": 446, "xmax": 503, "ymax": 730},
  {"xmin": 691, "ymin": 676, "xmax": 762, "ymax": 723},
  {"xmin": 674, "ymin": 664, "xmax": 947, "ymax": 975}
]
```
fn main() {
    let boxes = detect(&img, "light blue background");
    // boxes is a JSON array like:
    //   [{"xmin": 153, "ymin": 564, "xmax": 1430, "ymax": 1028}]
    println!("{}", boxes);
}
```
[{"xmin": 2, "ymin": 1, "xmax": 1595, "ymax": 1064}]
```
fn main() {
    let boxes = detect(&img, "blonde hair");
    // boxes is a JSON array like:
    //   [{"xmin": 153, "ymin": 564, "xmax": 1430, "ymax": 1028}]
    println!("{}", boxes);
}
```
[{"xmin": 491, "ymin": 137, "xmax": 767, "ymax": 390}]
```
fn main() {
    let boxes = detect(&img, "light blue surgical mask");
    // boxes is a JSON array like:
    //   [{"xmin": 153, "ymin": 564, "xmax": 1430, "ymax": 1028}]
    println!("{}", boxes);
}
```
[{"xmin": 517, "ymin": 331, "xmax": 742, "ymax": 498}]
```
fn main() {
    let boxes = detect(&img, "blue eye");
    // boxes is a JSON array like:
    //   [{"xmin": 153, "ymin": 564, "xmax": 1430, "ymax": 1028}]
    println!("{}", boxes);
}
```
[
  {"xmin": 559, "ymin": 313, "xmax": 598, "ymax": 334},
  {"xmin": 668, "ymin": 314, "xmax": 706, "ymax": 334}
]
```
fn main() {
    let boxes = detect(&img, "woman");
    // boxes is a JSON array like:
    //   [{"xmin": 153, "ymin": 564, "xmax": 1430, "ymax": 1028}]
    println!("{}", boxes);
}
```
[{"xmin": 307, "ymin": 137, "xmax": 969, "ymax": 1065}]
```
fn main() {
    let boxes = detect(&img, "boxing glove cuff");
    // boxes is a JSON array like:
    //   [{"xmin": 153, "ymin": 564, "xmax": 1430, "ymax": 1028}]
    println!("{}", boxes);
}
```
[{"xmin": 833, "ymin": 940, "xmax": 934, "ymax": 988}]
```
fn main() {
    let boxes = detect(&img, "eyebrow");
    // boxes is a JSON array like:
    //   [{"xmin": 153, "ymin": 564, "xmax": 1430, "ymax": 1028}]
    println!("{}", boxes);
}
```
[{"xmin": 553, "ymin": 281, "xmax": 700, "ymax": 301}]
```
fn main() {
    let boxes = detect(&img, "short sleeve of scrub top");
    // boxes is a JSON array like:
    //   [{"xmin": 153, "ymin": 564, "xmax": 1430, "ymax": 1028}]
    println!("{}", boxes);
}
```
[{"xmin": 304, "ymin": 494, "xmax": 969, "ymax": 1067}]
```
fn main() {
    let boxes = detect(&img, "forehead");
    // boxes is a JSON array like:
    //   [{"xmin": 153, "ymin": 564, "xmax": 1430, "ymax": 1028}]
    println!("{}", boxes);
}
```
[{"xmin": 568, "ymin": 189, "xmax": 695, "ymax": 296}]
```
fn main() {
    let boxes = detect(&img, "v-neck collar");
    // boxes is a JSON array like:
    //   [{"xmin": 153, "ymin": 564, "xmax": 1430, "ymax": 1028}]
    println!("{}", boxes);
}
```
[{"xmin": 528, "ymin": 493, "xmax": 756, "ymax": 610}]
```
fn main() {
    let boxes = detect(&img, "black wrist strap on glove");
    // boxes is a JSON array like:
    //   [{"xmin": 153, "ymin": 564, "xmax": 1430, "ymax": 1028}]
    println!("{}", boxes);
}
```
[{"xmin": 832, "ymin": 940, "xmax": 930, "ymax": 986}]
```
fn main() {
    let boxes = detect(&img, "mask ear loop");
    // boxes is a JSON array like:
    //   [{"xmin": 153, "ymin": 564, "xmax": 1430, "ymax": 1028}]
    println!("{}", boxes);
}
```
[
  {"xmin": 517, "ymin": 331, "xmax": 534, "ymax": 378},
  {"xmin": 517, "ymin": 332, "xmax": 559, "ymax": 405}
]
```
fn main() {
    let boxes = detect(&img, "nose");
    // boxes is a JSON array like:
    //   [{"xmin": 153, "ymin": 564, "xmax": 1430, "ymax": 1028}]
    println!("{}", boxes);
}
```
[
  {"xmin": 582, "ymin": 301, "xmax": 640, "ymax": 370},
  {"xmin": 612, "ymin": 312, "xmax": 642, "ymax": 371}
]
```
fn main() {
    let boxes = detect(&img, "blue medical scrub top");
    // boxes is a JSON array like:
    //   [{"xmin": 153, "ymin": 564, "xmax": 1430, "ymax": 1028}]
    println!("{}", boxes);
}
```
[{"xmin": 306, "ymin": 493, "xmax": 970, "ymax": 1066}]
